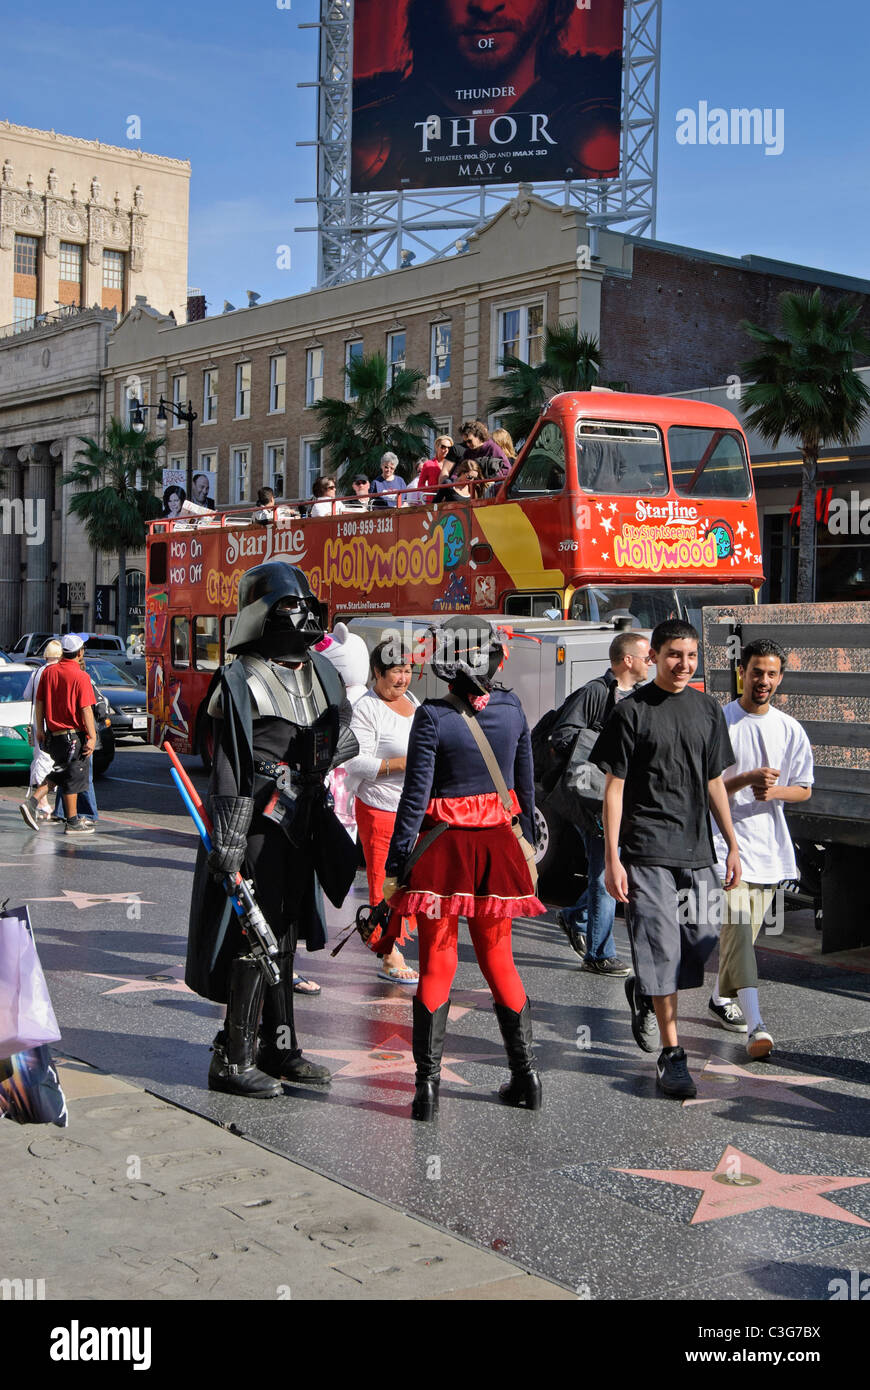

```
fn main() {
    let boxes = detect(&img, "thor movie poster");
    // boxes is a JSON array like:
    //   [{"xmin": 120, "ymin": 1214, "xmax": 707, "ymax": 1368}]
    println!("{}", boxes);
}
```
[{"xmin": 351, "ymin": 0, "xmax": 624, "ymax": 194}]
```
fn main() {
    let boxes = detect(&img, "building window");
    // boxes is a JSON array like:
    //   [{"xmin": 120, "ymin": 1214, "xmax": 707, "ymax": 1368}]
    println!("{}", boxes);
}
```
[
  {"xmin": 58, "ymin": 241, "xmax": 83, "ymax": 307},
  {"xmin": 300, "ymin": 440, "xmax": 321, "ymax": 497},
  {"xmin": 203, "ymin": 369, "xmax": 218, "ymax": 423},
  {"xmin": 345, "ymin": 340, "xmax": 363, "ymax": 400},
  {"xmin": 269, "ymin": 355, "xmax": 286, "ymax": 413},
  {"xmin": 235, "ymin": 362, "xmax": 251, "ymax": 419},
  {"xmin": 387, "ymin": 331, "xmax": 406, "ymax": 385},
  {"xmin": 13, "ymin": 235, "xmax": 39, "ymax": 327},
  {"xmin": 171, "ymin": 374, "xmax": 188, "ymax": 425},
  {"xmin": 12, "ymin": 296, "xmax": 36, "ymax": 329},
  {"xmin": 265, "ymin": 442, "xmax": 286, "ymax": 496},
  {"xmin": 14, "ymin": 235, "xmax": 38, "ymax": 277},
  {"xmin": 430, "ymin": 323, "xmax": 451, "ymax": 387},
  {"xmin": 232, "ymin": 447, "xmax": 250, "ymax": 503},
  {"xmin": 496, "ymin": 302, "xmax": 544, "ymax": 373},
  {"xmin": 126, "ymin": 379, "xmax": 150, "ymax": 428},
  {"xmin": 102, "ymin": 250, "xmax": 125, "ymax": 312},
  {"xmin": 306, "ymin": 348, "xmax": 324, "ymax": 407}
]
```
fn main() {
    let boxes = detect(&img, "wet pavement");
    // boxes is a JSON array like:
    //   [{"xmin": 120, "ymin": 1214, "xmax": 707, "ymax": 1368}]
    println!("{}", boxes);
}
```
[{"xmin": 1, "ymin": 746, "xmax": 869, "ymax": 1300}]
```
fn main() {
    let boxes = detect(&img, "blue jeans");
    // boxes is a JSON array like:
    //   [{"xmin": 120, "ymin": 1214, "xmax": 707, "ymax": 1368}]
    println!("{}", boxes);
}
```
[
  {"xmin": 54, "ymin": 754, "xmax": 98, "ymax": 820},
  {"xmin": 563, "ymin": 826, "xmax": 616, "ymax": 961}
]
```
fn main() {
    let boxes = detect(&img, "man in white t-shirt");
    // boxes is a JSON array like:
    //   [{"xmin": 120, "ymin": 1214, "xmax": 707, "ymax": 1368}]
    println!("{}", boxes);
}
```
[{"xmin": 711, "ymin": 639, "xmax": 814, "ymax": 1058}]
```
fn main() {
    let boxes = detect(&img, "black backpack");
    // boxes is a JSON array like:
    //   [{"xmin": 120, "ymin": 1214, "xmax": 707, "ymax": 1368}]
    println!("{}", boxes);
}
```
[{"xmin": 530, "ymin": 705, "xmax": 570, "ymax": 792}]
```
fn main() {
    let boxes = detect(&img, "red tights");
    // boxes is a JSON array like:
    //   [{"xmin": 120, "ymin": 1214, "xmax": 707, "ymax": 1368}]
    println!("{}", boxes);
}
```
[{"xmin": 416, "ymin": 914, "xmax": 527, "ymax": 1013}]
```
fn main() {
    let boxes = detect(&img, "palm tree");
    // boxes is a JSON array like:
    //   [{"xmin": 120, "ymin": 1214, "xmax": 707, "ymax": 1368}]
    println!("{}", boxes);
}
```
[
  {"xmin": 487, "ymin": 321, "xmax": 601, "ymax": 442},
  {"xmin": 741, "ymin": 290, "xmax": 870, "ymax": 602},
  {"xmin": 313, "ymin": 351, "xmax": 438, "ymax": 487},
  {"xmin": 62, "ymin": 419, "xmax": 165, "ymax": 642}
]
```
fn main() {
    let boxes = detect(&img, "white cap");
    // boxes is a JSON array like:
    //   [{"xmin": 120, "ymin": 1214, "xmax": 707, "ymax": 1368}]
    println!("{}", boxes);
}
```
[{"xmin": 61, "ymin": 633, "xmax": 84, "ymax": 653}]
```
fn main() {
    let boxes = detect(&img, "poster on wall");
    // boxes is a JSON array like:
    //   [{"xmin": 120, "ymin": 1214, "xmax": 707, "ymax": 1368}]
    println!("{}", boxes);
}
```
[{"xmin": 351, "ymin": 0, "xmax": 624, "ymax": 193}]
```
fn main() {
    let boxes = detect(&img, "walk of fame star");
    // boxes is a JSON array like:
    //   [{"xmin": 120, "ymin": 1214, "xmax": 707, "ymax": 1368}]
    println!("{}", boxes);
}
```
[
  {"xmin": 307, "ymin": 1031, "xmax": 502, "ymax": 1084},
  {"xmin": 29, "ymin": 890, "xmax": 154, "ymax": 911},
  {"xmin": 614, "ymin": 1145, "xmax": 870, "ymax": 1226},
  {"xmin": 683, "ymin": 1056, "xmax": 834, "ymax": 1109},
  {"xmin": 83, "ymin": 963, "xmax": 192, "ymax": 995}
]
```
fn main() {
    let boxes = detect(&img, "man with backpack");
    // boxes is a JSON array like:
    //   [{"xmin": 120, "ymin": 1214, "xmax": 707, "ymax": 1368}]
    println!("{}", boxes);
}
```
[{"xmin": 540, "ymin": 630, "xmax": 651, "ymax": 973}]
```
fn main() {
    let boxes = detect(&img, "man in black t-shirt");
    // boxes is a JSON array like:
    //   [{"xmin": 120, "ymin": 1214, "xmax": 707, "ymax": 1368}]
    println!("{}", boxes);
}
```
[{"xmin": 591, "ymin": 620, "xmax": 741, "ymax": 1099}]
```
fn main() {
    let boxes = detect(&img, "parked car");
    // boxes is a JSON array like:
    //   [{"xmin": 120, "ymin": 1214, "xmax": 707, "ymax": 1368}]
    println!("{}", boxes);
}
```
[
  {"xmin": 83, "ymin": 657, "xmax": 148, "ymax": 740},
  {"xmin": 9, "ymin": 632, "xmax": 145, "ymax": 683},
  {"xmin": 0, "ymin": 662, "xmax": 115, "ymax": 778}
]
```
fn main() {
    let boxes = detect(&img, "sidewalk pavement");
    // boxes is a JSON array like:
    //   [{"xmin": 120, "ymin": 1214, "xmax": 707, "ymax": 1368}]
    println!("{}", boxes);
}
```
[{"xmin": 0, "ymin": 1054, "xmax": 575, "ymax": 1302}]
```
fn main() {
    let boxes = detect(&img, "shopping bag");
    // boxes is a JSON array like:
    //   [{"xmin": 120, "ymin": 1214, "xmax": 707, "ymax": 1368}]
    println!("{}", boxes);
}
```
[
  {"xmin": 0, "ymin": 904, "xmax": 61, "ymax": 1056},
  {"xmin": 0, "ymin": 1047, "xmax": 68, "ymax": 1127}
]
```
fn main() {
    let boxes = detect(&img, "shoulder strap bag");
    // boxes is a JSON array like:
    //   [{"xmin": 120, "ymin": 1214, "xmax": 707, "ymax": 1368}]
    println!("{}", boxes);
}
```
[{"xmin": 445, "ymin": 694, "xmax": 538, "ymax": 889}]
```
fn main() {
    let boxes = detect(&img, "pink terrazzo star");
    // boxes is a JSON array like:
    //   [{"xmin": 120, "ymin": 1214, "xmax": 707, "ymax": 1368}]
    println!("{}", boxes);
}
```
[
  {"xmin": 83, "ymin": 963, "xmax": 193, "ymax": 996},
  {"xmin": 307, "ymin": 1031, "xmax": 502, "ymax": 1084},
  {"xmin": 615, "ymin": 1145, "xmax": 870, "ymax": 1226},
  {"xmin": 683, "ymin": 1056, "xmax": 834, "ymax": 1109}
]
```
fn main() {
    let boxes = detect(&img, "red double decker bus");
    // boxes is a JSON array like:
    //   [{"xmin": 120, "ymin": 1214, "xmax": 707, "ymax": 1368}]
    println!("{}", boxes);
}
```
[{"xmin": 144, "ymin": 391, "xmax": 763, "ymax": 760}]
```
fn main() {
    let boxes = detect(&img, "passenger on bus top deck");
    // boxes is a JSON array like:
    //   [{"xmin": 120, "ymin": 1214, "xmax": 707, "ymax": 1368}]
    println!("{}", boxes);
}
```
[
  {"xmin": 438, "ymin": 458, "xmax": 481, "ymax": 504},
  {"xmin": 310, "ymin": 475, "xmax": 346, "ymax": 517},
  {"xmin": 345, "ymin": 475, "xmax": 372, "ymax": 511},
  {"xmin": 371, "ymin": 453, "xmax": 407, "ymax": 508}
]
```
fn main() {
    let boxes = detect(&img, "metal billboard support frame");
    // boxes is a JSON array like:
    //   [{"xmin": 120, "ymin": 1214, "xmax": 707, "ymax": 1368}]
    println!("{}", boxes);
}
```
[{"xmin": 297, "ymin": 0, "xmax": 661, "ymax": 288}]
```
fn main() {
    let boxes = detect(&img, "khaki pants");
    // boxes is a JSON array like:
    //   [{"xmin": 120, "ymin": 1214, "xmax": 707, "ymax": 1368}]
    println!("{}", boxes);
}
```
[{"xmin": 717, "ymin": 882, "xmax": 777, "ymax": 996}]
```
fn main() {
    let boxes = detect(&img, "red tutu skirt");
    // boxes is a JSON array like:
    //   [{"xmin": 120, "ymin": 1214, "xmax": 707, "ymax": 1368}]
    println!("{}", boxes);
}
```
[{"xmin": 389, "ymin": 792, "xmax": 545, "ymax": 923}]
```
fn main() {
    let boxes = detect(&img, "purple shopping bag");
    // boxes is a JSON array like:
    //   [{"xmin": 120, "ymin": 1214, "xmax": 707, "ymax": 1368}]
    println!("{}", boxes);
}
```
[{"xmin": 0, "ymin": 903, "xmax": 61, "ymax": 1057}]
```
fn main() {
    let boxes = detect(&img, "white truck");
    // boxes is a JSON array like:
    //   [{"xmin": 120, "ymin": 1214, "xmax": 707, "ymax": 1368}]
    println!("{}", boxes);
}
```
[{"xmin": 347, "ymin": 613, "xmax": 647, "ymax": 883}]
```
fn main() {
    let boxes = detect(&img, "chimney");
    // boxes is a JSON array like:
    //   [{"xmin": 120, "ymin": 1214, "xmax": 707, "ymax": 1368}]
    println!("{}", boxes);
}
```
[{"xmin": 187, "ymin": 287, "xmax": 206, "ymax": 322}]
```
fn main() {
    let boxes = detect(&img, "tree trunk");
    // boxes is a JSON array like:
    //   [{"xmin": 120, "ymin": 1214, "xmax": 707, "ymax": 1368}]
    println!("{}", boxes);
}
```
[
  {"xmin": 117, "ymin": 543, "xmax": 127, "ymax": 644},
  {"xmin": 795, "ymin": 449, "xmax": 818, "ymax": 603}
]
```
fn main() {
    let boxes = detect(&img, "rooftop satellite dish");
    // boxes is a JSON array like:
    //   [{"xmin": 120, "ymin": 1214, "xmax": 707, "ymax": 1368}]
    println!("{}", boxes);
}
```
[
  {"xmin": 246, "ymin": 290, "xmax": 261, "ymax": 307},
  {"xmin": 223, "ymin": 300, "xmax": 236, "ymax": 313}
]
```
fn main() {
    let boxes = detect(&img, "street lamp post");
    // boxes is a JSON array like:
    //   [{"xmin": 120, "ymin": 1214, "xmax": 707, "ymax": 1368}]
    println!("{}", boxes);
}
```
[{"xmin": 130, "ymin": 396, "xmax": 197, "ymax": 500}]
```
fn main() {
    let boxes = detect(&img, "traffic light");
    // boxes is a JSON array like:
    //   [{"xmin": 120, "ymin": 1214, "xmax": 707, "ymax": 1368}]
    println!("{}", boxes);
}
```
[{"xmin": 57, "ymin": 582, "xmax": 69, "ymax": 608}]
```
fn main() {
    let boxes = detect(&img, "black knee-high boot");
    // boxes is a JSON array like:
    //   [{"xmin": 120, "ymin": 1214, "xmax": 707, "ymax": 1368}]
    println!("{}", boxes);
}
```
[
  {"xmin": 411, "ymin": 997, "xmax": 450, "ymax": 1121},
  {"xmin": 209, "ymin": 955, "xmax": 282, "ymax": 1098},
  {"xmin": 493, "ymin": 999, "xmax": 543, "ymax": 1110},
  {"xmin": 257, "ymin": 949, "xmax": 331, "ymax": 1085}
]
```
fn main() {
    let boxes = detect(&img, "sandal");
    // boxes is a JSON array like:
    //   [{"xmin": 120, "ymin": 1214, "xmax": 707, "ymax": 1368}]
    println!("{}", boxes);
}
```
[
  {"xmin": 377, "ymin": 962, "xmax": 419, "ymax": 985},
  {"xmin": 292, "ymin": 973, "xmax": 321, "ymax": 996}
]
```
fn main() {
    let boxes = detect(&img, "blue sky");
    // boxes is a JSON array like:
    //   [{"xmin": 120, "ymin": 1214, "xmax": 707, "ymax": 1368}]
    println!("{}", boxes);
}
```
[{"xmin": 3, "ymin": 0, "xmax": 869, "ymax": 310}]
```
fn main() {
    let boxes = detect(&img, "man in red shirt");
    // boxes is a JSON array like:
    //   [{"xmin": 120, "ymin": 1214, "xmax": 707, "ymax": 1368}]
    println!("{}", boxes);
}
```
[{"xmin": 22, "ymin": 633, "xmax": 97, "ymax": 835}]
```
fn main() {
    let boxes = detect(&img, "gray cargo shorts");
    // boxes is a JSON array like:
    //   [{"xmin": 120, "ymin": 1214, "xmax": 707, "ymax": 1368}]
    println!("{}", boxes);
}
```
[{"xmin": 624, "ymin": 863, "xmax": 722, "ymax": 996}]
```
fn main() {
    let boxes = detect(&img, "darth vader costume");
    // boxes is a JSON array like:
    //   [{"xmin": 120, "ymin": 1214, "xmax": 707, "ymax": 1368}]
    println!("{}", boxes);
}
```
[{"xmin": 186, "ymin": 562, "xmax": 358, "ymax": 1098}]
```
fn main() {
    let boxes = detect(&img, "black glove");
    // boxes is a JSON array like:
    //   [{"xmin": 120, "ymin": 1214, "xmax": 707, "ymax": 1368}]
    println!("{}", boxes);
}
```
[
  {"xmin": 331, "ymin": 723, "xmax": 360, "ymax": 769},
  {"xmin": 207, "ymin": 796, "xmax": 253, "ymax": 879}
]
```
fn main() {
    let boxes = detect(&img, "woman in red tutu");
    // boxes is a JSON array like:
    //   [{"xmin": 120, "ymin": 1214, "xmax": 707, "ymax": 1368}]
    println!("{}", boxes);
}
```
[{"xmin": 382, "ymin": 617, "xmax": 546, "ymax": 1121}]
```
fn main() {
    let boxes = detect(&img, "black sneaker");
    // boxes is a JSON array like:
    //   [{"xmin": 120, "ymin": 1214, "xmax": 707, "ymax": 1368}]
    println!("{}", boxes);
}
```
[
  {"xmin": 708, "ymin": 997, "xmax": 748, "ymax": 1032},
  {"xmin": 557, "ymin": 911, "xmax": 587, "ymax": 958},
  {"xmin": 64, "ymin": 816, "xmax": 96, "ymax": 835},
  {"xmin": 581, "ymin": 956, "xmax": 632, "ymax": 977},
  {"xmin": 624, "ymin": 975, "xmax": 659, "ymax": 1052},
  {"xmin": 656, "ymin": 1046, "xmax": 697, "ymax": 1099}
]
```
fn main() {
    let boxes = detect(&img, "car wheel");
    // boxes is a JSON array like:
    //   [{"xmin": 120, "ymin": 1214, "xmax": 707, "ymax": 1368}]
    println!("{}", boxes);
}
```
[{"xmin": 533, "ymin": 797, "xmax": 564, "ymax": 878}]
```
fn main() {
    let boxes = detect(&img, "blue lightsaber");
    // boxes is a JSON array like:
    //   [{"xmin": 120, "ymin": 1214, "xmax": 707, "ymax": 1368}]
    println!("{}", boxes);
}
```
[{"xmin": 168, "ymin": 759, "xmax": 280, "ymax": 987}]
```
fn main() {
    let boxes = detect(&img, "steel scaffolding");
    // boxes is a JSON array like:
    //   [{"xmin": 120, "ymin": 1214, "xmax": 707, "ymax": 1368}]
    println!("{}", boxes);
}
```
[{"xmin": 297, "ymin": 0, "xmax": 661, "ymax": 288}]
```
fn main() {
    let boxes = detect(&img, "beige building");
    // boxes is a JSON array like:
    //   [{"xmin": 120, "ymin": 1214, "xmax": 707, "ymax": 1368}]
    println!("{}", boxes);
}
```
[
  {"xmin": 0, "ymin": 121, "xmax": 189, "ymax": 329},
  {"xmin": 106, "ymin": 193, "xmax": 621, "ymax": 508},
  {"xmin": 0, "ymin": 124, "xmax": 189, "ymax": 645}
]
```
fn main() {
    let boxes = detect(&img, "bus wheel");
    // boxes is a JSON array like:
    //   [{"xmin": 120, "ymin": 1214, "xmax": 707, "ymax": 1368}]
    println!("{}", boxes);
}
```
[{"xmin": 198, "ymin": 713, "xmax": 215, "ymax": 773}]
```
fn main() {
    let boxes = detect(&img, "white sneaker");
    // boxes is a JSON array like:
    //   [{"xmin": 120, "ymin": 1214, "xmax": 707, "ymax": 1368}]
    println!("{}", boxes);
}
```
[{"xmin": 747, "ymin": 1027, "xmax": 774, "ymax": 1059}]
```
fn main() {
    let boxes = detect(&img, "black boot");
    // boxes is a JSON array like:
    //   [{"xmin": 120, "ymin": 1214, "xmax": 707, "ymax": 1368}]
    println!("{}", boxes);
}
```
[
  {"xmin": 209, "ymin": 956, "xmax": 282, "ymax": 1098},
  {"xmin": 493, "ymin": 1000, "xmax": 543, "ymax": 1110},
  {"xmin": 411, "ymin": 997, "xmax": 450, "ymax": 1121},
  {"xmin": 257, "ymin": 949, "xmax": 331, "ymax": 1086}
]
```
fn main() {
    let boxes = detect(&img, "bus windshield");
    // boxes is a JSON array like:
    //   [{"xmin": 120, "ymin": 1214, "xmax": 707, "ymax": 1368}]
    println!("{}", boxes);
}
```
[
  {"xmin": 668, "ymin": 426, "xmax": 752, "ymax": 499},
  {"xmin": 576, "ymin": 421, "xmax": 668, "ymax": 495}
]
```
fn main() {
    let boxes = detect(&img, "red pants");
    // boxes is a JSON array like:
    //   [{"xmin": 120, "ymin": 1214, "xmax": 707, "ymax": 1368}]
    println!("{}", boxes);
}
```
[
  {"xmin": 354, "ymin": 799, "xmax": 415, "ymax": 950},
  {"xmin": 416, "ymin": 914, "xmax": 527, "ymax": 1013}
]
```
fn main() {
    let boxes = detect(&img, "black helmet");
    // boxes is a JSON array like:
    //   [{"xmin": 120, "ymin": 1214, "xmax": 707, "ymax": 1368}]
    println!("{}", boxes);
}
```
[
  {"xmin": 227, "ymin": 562, "xmax": 323, "ymax": 659},
  {"xmin": 429, "ymin": 616, "xmax": 504, "ymax": 693}
]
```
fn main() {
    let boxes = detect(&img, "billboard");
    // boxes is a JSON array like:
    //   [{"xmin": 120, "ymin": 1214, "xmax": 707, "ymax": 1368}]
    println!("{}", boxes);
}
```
[{"xmin": 351, "ymin": 0, "xmax": 624, "ymax": 193}]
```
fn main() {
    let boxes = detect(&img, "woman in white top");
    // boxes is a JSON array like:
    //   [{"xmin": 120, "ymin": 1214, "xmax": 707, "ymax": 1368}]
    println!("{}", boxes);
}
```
[
  {"xmin": 346, "ymin": 639, "xmax": 420, "ymax": 983},
  {"xmin": 309, "ymin": 475, "xmax": 346, "ymax": 517}
]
